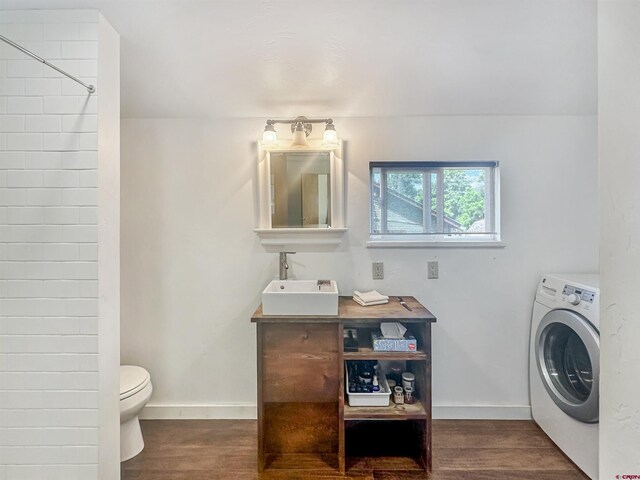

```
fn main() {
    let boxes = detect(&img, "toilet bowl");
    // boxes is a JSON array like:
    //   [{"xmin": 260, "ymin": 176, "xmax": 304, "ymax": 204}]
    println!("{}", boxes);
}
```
[{"xmin": 120, "ymin": 365, "xmax": 152, "ymax": 462}]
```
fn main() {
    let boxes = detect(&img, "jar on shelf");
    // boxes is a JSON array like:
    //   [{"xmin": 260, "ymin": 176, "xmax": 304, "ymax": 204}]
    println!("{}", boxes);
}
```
[
  {"xmin": 402, "ymin": 372, "xmax": 415, "ymax": 391},
  {"xmin": 404, "ymin": 386, "xmax": 415, "ymax": 404}
]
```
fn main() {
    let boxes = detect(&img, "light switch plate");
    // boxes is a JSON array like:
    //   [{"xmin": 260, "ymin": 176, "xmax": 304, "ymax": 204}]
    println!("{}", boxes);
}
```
[
  {"xmin": 372, "ymin": 262, "xmax": 384, "ymax": 280},
  {"xmin": 427, "ymin": 261, "xmax": 439, "ymax": 279}
]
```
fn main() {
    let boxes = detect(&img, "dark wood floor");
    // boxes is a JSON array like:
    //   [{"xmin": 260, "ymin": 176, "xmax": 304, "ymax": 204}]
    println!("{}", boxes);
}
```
[{"xmin": 121, "ymin": 419, "xmax": 589, "ymax": 479}]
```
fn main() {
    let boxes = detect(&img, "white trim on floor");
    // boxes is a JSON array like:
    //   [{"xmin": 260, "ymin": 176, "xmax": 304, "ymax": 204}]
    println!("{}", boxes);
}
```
[
  {"xmin": 433, "ymin": 405, "xmax": 532, "ymax": 419},
  {"xmin": 139, "ymin": 404, "xmax": 532, "ymax": 421},
  {"xmin": 140, "ymin": 404, "xmax": 257, "ymax": 419}
]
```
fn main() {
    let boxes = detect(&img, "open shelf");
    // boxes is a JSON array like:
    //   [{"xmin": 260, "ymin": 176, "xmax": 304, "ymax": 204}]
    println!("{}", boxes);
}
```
[
  {"xmin": 344, "ymin": 419, "xmax": 425, "ymax": 470},
  {"xmin": 344, "ymin": 347, "xmax": 428, "ymax": 360},
  {"xmin": 344, "ymin": 401, "xmax": 427, "ymax": 421},
  {"xmin": 264, "ymin": 453, "xmax": 340, "ymax": 472},
  {"xmin": 343, "ymin": 323, "xmax": 427, "ymax": 360}
]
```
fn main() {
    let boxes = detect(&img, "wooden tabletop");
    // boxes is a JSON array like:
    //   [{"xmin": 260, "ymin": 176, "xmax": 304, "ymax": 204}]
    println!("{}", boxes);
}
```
[{"xmin": 251, "ymin": 296, "xmax": 436, "ymax": 323}]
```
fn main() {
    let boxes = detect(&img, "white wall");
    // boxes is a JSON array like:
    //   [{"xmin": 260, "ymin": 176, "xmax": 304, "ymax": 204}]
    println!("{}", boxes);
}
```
[
  {"xmin": 0, "ymin": 0, "xmax": 593, "ymax": 422},
  {"xmin": 598, "ymin": 1, "xmax": 640, "ymax": 476},
  {"xmin": 0, "ymin": 10, "xmax": 119, "ymax": 480},
  {"xmin": 122, "ymin": 115, "xmax": 598, "ymax": 420},
  {"xmin": 115, "ymin": 0, "xmax": 598, "ymax": 420},
  {"xmin": 97, "ymin": 14, "xmax": 120, "ymax": 480},
  {"xmin": 87, "ymin": 0, "xmax": 597, "ymax": 420}
]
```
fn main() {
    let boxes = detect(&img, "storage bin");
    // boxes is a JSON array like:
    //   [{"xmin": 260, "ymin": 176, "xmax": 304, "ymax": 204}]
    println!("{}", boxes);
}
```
[{"xmin": 345, "ymin": 362, "xmax": 391, "ymax": 407}]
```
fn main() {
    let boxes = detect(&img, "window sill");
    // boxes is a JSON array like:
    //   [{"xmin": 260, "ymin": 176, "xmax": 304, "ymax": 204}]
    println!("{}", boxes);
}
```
[{"xmin": 366, "ymin": 237, "xmax": 506, "ymax": 248}]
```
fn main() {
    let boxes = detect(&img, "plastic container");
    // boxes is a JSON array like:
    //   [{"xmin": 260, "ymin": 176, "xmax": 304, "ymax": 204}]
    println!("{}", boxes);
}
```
[{"xmin": 346, "ymin": 363, "xmax": 391, "ymax": 407}]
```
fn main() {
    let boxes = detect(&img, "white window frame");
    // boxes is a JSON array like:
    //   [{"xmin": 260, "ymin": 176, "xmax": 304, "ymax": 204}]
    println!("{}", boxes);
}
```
[{"xmin": 368, "ymin": 161, "xmax": 504, "ymax": 248}]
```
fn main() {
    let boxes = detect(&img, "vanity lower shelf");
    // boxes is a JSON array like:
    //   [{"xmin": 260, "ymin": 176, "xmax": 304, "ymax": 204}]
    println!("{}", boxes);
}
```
[
  {"xmin": 343, "ymin": 348, "xmax": 428, "ymax": 360},
  {"xmin": 344, "ymin": 401, "xmax": 427, "ymax": 420}
]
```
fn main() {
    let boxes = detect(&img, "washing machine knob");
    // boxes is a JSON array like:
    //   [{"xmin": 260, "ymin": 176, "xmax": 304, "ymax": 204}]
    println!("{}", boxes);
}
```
[{"xmin": 567, "ymin": 293, "xmax": 581, "ymax": 305}]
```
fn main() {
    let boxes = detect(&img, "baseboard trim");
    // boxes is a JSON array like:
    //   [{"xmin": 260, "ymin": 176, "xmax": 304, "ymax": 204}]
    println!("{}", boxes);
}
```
[
  {"xmin": 140, "ymin": 403, "xmax": 531, "ymax": 421},
  {"xmin": 433, "ymin": 405, "xmax": 532, "ymax": 420},
  {"xmin": 140, "ymin": 403, "xmax": 257, "ymax": 420}
]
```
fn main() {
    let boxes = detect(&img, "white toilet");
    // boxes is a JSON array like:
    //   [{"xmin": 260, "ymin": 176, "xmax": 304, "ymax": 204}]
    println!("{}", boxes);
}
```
[{"xmin": 120, "ymin": 365, "xmax": 153, "ymax": 462}]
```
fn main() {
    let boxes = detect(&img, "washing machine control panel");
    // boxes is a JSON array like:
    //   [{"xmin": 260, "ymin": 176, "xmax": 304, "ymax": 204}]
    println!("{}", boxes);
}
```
[{"xmin": 562, "ymin": 284, "xmax": 596, "ymax": 304}]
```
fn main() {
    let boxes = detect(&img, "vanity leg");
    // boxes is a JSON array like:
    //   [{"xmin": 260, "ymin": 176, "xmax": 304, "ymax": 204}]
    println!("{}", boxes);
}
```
[
  {"xmin": 424, "ymin": 324, "xmax": 432, "ymax": 472},
  {"xmin": 338, "ymin": 322, "xmax": 345, "ymax": 474},
  {"xmin": 257, "ymin": 323, "xmax": 265, "ymax": 472}
]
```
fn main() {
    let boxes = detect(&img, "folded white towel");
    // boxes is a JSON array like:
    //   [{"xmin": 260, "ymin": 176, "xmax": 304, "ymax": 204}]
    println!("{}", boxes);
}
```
[
  {"xmin": 352, "ymin": 296, "xmax": 389, "ymax": 307},
  {"xmin": 353, "ymin": 290, "xmax": 389, "ymax": 304}
]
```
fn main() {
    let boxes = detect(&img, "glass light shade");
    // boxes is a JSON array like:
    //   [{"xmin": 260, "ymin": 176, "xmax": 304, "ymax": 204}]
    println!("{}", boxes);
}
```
[
  {"xmin": 262, "ymin": 128, "xmax": 277, "ymax": 145},
  {"xmin": 291, "ymin": 129, "xmax": 308, "ymax": 146},
  {"xmin": 323, "ymin": 128, "xmax": 338, "ymax": 145}
]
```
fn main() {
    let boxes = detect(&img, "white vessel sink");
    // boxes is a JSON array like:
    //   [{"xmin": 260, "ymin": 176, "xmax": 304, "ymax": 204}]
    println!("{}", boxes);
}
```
[{"xmin": 262, "ymin": 280, "xmax": 339, "ymax": 316}]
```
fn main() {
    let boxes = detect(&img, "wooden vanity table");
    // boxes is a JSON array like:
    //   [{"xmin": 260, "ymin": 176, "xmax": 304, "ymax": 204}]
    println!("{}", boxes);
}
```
[{"xmin": 251, "ymin": 296, "xmax": 436, "ymax": 474}]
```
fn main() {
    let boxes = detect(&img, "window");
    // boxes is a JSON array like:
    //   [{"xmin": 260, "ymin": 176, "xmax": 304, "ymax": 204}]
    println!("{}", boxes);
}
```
[{"xmin": 369, "ymin": 161, "xmax": 500, "ymax": 245}]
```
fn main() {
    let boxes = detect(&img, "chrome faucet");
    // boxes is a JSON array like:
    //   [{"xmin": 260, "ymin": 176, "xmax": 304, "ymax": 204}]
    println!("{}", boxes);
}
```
[{"xmin": 279, "ymin": 252, "xmax": 295, "ymax": 280}]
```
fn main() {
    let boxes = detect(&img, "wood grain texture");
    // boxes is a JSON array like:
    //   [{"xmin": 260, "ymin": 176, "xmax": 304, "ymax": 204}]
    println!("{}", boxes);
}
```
[
  {"xmin": 263, "ymin": 323, "xmax": 340, "ymax": 353},
  {"xmin": 259, "ymin": 323, "xmax": 341, "ymax": 468},
  {"xmin": 344, "ymin": 402, "xmax": 427, "ymax": 420},
  {"xmin": 257, "ymin": 323, "xmax": 265, "ymax": 471},
  {"xmin": 337, "ymin": 323, "xmax": 346, "ymax": 474},
  {"xmin": 433, "ymin": 447, "xmax": 580, "ymax": 471},
  {"xmin": 265, "ymin": 452, "xmax": 339, "ymax": 470},
  {"xmin": 343, "ymin": 349, "xmax": 428, "ymax": 360},
  {"xmin": 262, "ymin": 324, "xmax": 339, "ymax": 403},
  {"xmin": 263, "ymin": 352, "xmax": 339, "ymax": 402},
  {"xmin": 256, "ymin": 303, "xmax": 434, "ymax": 473},
  {"xmin": 252, "ymin": 297, "xmax": 436, "ymax": 323},
  {"xmin": 122, "ymin": 419, "xmax": 589, "ymax": 479},
  {"xmin": 409, "ymin": 343, "xmax": 431, "ymax": 471},
  {"xmin": 264, "ymin": 402, "xmax": 339, "ymax": 454}
]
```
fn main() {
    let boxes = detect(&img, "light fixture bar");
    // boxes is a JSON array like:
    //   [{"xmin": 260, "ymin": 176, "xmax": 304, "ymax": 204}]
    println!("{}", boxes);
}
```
[
  {"xmin": 0, "ymin": 34, "xmax": 96, "ymax": 94},
  {"xmin": 266, "ymin": 117, "xmax": 333, "ymax": 126},
  {"xmin": 265, "ymin": 116, "xmax": 335, "ymax": 139},
  {"xmin": 262, "ymin": 116, "xmax": 339, "ymax": 146}
]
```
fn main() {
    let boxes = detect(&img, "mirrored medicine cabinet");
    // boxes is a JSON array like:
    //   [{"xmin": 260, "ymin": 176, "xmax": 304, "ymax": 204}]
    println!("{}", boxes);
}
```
[{"xmin": 255, "ymin": 139, "xmax": 346, "ymax": 248}]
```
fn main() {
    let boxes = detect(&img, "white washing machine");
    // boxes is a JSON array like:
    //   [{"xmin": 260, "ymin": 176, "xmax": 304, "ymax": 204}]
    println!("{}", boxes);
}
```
[{"xmin": 530, "ymin": 273, "xmax": 599, "ymax": 479}]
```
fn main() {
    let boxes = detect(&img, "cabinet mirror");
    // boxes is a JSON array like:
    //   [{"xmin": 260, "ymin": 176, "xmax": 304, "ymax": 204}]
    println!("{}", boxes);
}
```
[
  {"xmin": 270, "ymin": 151, "xmax": 330, "ymax": 228},
  {"xmin": 256, "ymin": 140, "xmax": 346, "ymax": 248}
]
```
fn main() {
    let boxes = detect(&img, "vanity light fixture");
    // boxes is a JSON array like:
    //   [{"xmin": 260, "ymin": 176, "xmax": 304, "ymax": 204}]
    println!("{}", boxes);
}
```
[
  {"xmin": 261, "ymin": 116, "xmax": 339, "ymax": 147},
  {"xmin": 291, "ymin": 121, "xmax": 308, "ymax": 146},
  {"xmin": 323, "ymin": 121, "xmax": 338, "ymax": 146},
  {"xmin": 262, "ymin": 124, "xmax": 277, "ymax": 145}
]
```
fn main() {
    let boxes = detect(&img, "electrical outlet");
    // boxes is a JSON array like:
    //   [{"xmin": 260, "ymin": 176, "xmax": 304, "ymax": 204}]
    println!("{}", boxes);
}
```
[
  {"xmin": 427, "ymin": 261, "xmax": 439, "ymax": 279},
  {"xmin": 372, "ymin": 262, "xmax": 384, "ymax": 280}
]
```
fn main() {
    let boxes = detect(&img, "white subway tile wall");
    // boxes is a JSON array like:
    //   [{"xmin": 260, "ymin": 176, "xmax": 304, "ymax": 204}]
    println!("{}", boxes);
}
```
[{"xmin": 1, "ymin": 10, "xmax": 100, "ymax": 480}]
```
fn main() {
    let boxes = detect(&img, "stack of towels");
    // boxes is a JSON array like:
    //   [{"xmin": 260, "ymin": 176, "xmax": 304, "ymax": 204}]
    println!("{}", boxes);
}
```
[{"xmin": 353, "ymin": 290, "xmax": 389, "ymax": 307}]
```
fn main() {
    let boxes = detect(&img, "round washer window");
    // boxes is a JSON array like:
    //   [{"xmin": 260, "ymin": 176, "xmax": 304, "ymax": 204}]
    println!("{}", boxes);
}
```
[
  {"xmin": 535, "ymin": 309, "xmax": 599, "ymax": 423},
  {"xmin": 543, "ymin": 323, "xmax": 593, "ymax": 403}
]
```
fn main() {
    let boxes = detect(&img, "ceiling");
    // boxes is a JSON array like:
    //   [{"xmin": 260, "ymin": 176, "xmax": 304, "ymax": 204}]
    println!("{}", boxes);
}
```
[{"xmin": 0, "ymin": 0, "xmax": 597, "ymax": 119}]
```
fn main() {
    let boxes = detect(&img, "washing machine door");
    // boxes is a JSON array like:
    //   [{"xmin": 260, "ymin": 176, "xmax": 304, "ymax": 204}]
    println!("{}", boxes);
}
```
[{"xmin": 535, "ymin": 309, "xmax": 599, "ymax": 423}]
